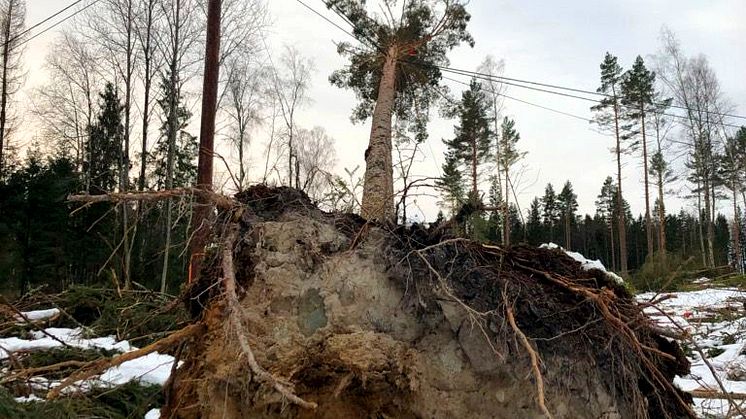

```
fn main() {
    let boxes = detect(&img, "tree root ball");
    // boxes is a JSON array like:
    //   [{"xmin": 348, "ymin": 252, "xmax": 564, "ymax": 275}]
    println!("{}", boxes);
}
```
[{"xmin": 164, "ymin": 186, "xmax": 694, "ymax": 419}]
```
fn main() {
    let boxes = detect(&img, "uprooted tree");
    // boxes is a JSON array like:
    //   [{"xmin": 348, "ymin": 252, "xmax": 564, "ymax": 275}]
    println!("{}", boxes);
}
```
[
  {"xmin": 326, "ymin": 0, "xmax": 473, "ymax": 222},
  {"xmin": 50, "ymin": 186, "xmax": 703, "ymax": 419}
]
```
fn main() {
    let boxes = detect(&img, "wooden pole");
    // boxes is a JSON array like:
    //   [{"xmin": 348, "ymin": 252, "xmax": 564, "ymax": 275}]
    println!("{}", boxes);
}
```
[{"xmin": 190, "ymin": 0, "xmax": 222, "ymax": 281}]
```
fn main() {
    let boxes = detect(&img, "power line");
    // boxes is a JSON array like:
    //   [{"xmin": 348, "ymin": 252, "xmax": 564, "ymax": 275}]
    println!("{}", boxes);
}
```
[
  {"xmin": 10, "ymin": 0, "xmax": 87, "ymax": 44},
  {"xmin": 17, "ymin": 0, "xmax": 102, "ymax": 47},
  {"xmin": 293, "ymin": 0, "xmax": 361, "ymax": 45},
  {"xmin": 441, "ymin": 75, "xmax": 592, "ymax": 123},
  {"xmin": 295, "ymin": 0, "xmax": 746, "ymax": 128},
  {"xmin": 440, "ymin": 64, "xmax": 746, "ymax": 121},
  {"xmin": 431, "ymin": 63, "xmax": 745, "ymax": 129}
]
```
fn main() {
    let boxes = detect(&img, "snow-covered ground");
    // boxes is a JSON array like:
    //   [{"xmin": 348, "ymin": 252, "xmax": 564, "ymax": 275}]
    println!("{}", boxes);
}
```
[
  {"xmin": 639, "ymin": 287, "xmax": 746, "ymax": 418},
  {"xmin": 0, "ymin": 307, "xmax": 169, "ymax": 417}
]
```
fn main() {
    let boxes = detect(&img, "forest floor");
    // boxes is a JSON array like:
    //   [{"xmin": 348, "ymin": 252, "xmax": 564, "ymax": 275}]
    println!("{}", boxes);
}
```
[{"xmin": 639, "ymin": 282, "xmax": 746, "ymax": 418}]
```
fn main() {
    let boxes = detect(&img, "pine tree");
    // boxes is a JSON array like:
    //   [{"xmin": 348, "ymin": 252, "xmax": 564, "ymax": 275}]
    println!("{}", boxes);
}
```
[
  {"xmin": 541, "ymin": 183, "xmax": 559, "ymax": 243},
  {"xmin": 558, "ymin": 181, "xmax": 578, "ymax": 250},
  {"xmin": 622, "ymin": 56, "xmax": 656, "ymax": 258},
  {"xmin": 443, "ymin": 79, "xmax": 493, "ymax": 199},
  {"xmin": 326, "ymin": 0, "xmax": 473, "ymax": 221},
  {"xmin": 86, "ymin": 83, "xmax": 124, "ymax": 195},
  {"xmin": 591, "ymin": 52, "xmax": 628, "ymax": 275}
]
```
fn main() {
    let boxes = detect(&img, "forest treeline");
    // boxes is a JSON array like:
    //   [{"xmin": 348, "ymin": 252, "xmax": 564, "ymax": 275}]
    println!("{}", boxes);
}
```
[{"xmin": 0, "ymin": 0, "xmax": 744, "ymax": 295}]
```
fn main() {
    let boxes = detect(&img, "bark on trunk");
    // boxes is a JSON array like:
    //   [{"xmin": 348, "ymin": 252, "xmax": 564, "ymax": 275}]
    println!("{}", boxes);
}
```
[
  {"xmin": 0, "ymin": 1, "xmax": 11, "ymax": 177},
  {"xmin": 640, "ymin": 104, "xmax": 653, "ymax": 259},
  {"xmin": 733, "ymin": 187, "xmax": 742, "ymax": 273},
  {"xmin": 360, "ymin": 45, "xmax": 398, "ymax": 222},
  {"xmin": 657, "ymin": 169, "xmax": 667, "ymax": 263},
  {"xmin": 613, "ymin": 98, "xmax": 628, "ymax": 276},
  {"xmin": 504, "ymin": 166, "xmax": 510, "ymax": 246}
]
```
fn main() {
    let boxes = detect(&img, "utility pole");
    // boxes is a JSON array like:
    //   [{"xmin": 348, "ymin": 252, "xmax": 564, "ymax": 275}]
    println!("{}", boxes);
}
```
[{"xmin": 189, "ymin": 0, "xmax": 222, "ymax": 282}]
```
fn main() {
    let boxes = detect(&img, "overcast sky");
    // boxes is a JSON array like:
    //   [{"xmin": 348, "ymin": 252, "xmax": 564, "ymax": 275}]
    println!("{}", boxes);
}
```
[{"xmin": 20, "ymin": 0, "xmax": 746, "ymax": 221}]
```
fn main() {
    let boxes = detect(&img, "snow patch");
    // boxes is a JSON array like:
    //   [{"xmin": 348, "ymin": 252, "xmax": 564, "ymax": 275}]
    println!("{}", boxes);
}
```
[
  {"xmin": 16, "ymin": 308, "xmax": 60, "ymax": 322},
  {"xmin": 145, "ymin": 408, "xmax": 161, "ymax": 419},
  {"xmin": 539, "ymin": 243, "xmax": 624, "ymax": 283}
]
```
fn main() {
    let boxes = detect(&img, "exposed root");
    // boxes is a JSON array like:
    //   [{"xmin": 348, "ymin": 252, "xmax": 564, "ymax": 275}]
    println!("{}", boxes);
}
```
[
  {"xmin": 503, "ymin": 290, "xmax": 553, "ymax": 419},
  {"xmin": 220, "ymin": 224, "xmax": 318, "ymax": 410},
  {"xmin": 46, "ymin": 323, "xmax": 204, "ymax": 399}
]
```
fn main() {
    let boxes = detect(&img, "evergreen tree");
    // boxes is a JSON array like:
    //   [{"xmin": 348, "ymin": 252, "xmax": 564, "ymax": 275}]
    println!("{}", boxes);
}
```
[
  {"xmin": 151, "ymin": 73, "xmax": 198, "ymax": 189},
  {"xmin": 541, "ymin": 183, "xmax": 559, "ymax": 243},
  {"xmin": 498, "ymin": 117, "xmax": 524, "ymax": 245},
  {"xmin": 487, "ymin": 175, "xmax": 503, "ymax": 241},
  {"xmin": 596, "ymin": 176, "xmax": 617, "ymax": 271},
  {"xmin": 151, "ymin": 72, "xmax": 198, "ymax": 293},
  {"xmin": 443, "ymin": 79, "xmax": 493, "ymax": 199},
  {"xmin": 326, "ymin": 0, "xmax": 473, "ymax": 221},
  {"xmin": 558, "ymin": 181, "xmax": 578, "ymax": 250},
  {"xmin": 622, "ymin": 56, "xmax": 656, "ymax": 258},
  {"xmin": 591, "ymin": 52, "xmax": 628, "ymax": 275},
  {"xmin": 86, "ymin": 83, "xmax": 124, "ymax": 195},
  {"xmin": 437, "ymin": 153, "xmax": 465, "ymax": 216},
  {"xmin": 526, "ymin": 197, "xmax": 543, "ymax": 244}
]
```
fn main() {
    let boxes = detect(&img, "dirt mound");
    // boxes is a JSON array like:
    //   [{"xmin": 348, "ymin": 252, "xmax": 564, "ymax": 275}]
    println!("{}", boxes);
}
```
[{"xmin": 164, "ymin": 186, "xmax": 694, "ymax": 419}]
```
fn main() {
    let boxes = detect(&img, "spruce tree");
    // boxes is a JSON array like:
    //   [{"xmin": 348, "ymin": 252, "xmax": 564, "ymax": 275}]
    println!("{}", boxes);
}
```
[
  {"xmin": 526, "ymin": 197, "xmax": 543, "ymax": 244},
  {"xmin": 558, "ymin": 181, "xmax": 578, "ymax": 250},
  {"xmin": 591, "ymin": 52, "xmax": 628, "ymax": 275},
  {"xmin": 622, "ymin": 56, "xmax": 656, "ymax": 258},
  {"xmin": 151, "ymin": 72, "xmax": 198, "ymax": 293},
  {"xmin": 443, "ymin": 79, "xmax": 492, "ymax": 200},
  {"xmin": 541, "ymin": 183, "xmax": 559, "ymax": 243},
  {"xmin": 436, "ymin": 153, "xmax": 465, "ymax": 216},
  {"xmin": 86, "ymin": 83, "xmax": 124, "ymax": 195},
  {"xmin": 596, "ymin": 176, "xmax": 617, "ymax": 271},
  {"xmin": 326, "ymin": 0, "xmax": 473, "ymax": 221},
  {"xmin": 498, "ymin": 117, "xmax": 523, "ymax": 245}
]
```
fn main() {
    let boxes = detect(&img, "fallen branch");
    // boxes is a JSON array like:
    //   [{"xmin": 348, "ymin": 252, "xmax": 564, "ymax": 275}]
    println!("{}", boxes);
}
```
[
  {"xmin": 1, "ymin": 360, "xmax": 87, "ymax": 384},
  {"xmin": 644, "ymin": 303, "xmax": 746, "ymax": 418},
  {"xmin": 221, "ymin": 224, "xmax": 317, "ymax": 410},
  {"xmin": 503, "ymin": 291, "xmax": 554, "ymax": 419},
  {"xmin": 690, "ymin": 389, "xmax": 746, "ymax": 401},
  {"xmin": 46, "ymin": 323, "xmax": 204, "ymax": 400},
  {"xmin": 68, "ymin": 188, "xmax": 235, "ymax": 211}
]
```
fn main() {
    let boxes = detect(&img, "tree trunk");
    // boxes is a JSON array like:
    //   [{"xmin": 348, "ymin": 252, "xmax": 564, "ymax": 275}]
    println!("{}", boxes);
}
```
[
  {"xmin": 657, "ymin": 167, "xmax": 667, "ymax": 263},
  {"xmin": 190, "ymin": 0, "xmax": 222, "ymax": 281},
  {"xmin": 703, "ymin": 178, "xmax": 715, "ymax": 267},
  {"xmin": 139, "ymin": 1, "xmax": 155, "ymax": 192},
  {"xmin": 0, "ymin": 0, "xmax": 13, "ymax": 177},
  {"xmin": 504, "ymin": 165, "xmax": 510, "ymax": 246},
  {"xmin": 697, "ymin": 184, "xmax": 707, "ymax": 267},
  {"xmin": 640, "ymin": 104, "xmax": 653, "ymax": 259},
  {"xmin": 733, "ymin": 187, "xmax": 742, "ymax": 273},
  {"xmin": 613, "ymin": 98, "xmax": 628, "ymax": 276},
  {"xmin": 565, "ymin": 212, "xmax": 571, "ymax": 250},
  {"xmin": 360, "ymin": 44, "xmax": 397, "ymax": 222},
  {"xmin": 493, "ymin": 99, "xmax": 502, "ymax": 243}
]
